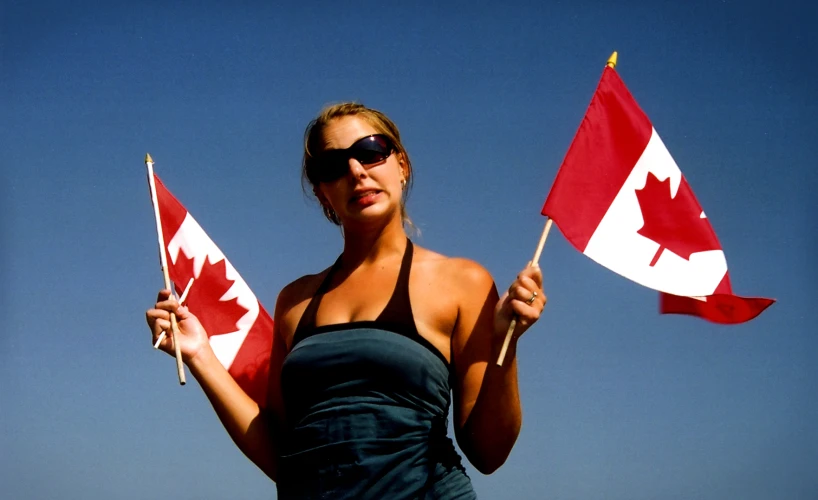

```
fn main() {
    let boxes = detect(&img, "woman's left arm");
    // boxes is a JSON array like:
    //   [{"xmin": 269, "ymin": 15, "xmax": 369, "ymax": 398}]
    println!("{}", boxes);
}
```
[{"xmin": 450, "ymin": 260, "xmax": 545, "ymax": 475}]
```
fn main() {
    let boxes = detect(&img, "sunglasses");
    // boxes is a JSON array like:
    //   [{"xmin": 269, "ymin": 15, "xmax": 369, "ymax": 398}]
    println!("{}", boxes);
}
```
[{"xmin": 311, "ymin": 134, "xmax": 395, "ymax": 183}]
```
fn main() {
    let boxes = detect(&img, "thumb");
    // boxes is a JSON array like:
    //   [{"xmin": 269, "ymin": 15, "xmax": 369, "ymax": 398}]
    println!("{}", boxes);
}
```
[{"xmin": 175, "ymin": 305, "xmax": 191, "ymax": 319}]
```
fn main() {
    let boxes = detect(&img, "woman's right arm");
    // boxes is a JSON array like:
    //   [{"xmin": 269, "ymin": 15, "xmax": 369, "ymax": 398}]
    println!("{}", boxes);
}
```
[{"xmin": 146, "ymin": 289, "xmax": 288, "ymax": 481}]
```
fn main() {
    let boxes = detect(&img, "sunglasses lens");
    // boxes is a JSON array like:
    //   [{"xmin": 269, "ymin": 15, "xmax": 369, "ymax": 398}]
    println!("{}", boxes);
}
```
[
  {"xmin": 351, "ymin": 135, "xmax": 391, "ymax": 166},
  {"xmin": 312, "ymin": 135, "xmax": 393, "ymax": 183},
  {"xmin": 353, "ymin": 149, "xmax": 387, "ymax": 165},
  {"xmin": 317, "ymin": 154, "xmax": 348, "ymax": 183}
]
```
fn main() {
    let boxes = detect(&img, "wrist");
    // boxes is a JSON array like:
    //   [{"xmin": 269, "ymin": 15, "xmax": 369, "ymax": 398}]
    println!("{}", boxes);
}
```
[{"xmin": 186, "ymin": 343, "xmax": 218, "ymax": 375}]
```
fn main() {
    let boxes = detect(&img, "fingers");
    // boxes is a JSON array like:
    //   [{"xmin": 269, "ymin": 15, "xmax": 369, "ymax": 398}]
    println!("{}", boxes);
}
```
[
  {"xmin": 513, "ymin": 290, "xmax": 545, "ymax": 311},
  {"xmin": 509, "ymin": 297, "xmax": 543, "ymax": 327},
  {"xmin": 509, "ymin": 274, "xmax": 539, "ymax": 296},
  {"xmin": 155, "ymin": 296, "xmax": 180, "ymax": 313},
  {"xmin": 153, "ymin": 293, "xmax": 194, "ymax": 324},
  {"xmin": 154, "ymin": 317, "xmax": 171, "ymax": 340},
  {"xmin": 145, "ymin": 308, "xmax": 170, "ymax": 350},
  {"xmin": 174, "ymin": 304, "xmax": 191, "ymax": 320},
  {"xmin": 146, "ymin": 302, "xmax": 169, "ymax": 341},
  {"xmin": 505, "ymin": 266, "xmax": 547, "ymax": 329},
  {"xmin": 146, "ymin": 288, "xmax": 206, "ymax": 356},
  {"xmin": 146, "ymin": 306, "xmax": 167, "ymax": 330},
  {"xmin": 146, "ymin": 292, "xmax": 178, "ymax": 331},
  {"xmin": 147, "ymin": 289, "xmax": 181, "ymax": 352},
  {"xmin": 507, "ymin": 280, "xmax": 546, "ymax": 308},
  {"xmin": 518, "ymin": 264, "xmax": 543, "ymax": 289}
]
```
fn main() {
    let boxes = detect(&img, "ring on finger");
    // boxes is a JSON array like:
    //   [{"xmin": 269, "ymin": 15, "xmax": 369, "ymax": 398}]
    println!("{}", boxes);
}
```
[{"xmin": 526, "ymin": 291, "xmax": 538, "ymax": 305}]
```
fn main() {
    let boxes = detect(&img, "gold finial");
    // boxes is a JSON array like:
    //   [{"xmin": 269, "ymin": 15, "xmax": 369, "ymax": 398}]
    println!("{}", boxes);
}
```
[
  {"xmin": 607, "ymin": 51, "xmax": 618, "ymax": 69},
  {"xmin": 145, "ymin": 153, "xmax": 154, "ymax": 164}
]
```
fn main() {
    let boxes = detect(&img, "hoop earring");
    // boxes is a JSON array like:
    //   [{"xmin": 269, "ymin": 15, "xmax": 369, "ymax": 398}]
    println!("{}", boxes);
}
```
[{"xmin": 322, "ymin": 205, "xmax": 338, "ymax": 223}]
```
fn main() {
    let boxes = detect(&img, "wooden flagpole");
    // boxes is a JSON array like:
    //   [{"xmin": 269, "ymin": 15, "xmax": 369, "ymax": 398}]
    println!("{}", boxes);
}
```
[
  {"xmin": 145, "ymin": 153, "xmax": 186, "ymax": 385},
  {"xmin": 496, "ymin": 51, "xmax": 620, "ymax": 367},
  {"xmin": 496, "ymin": 219, "xmax": 552, "ymax": 366}
]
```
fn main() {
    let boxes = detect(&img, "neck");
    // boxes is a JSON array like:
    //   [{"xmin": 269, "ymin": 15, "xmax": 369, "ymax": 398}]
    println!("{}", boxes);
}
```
[{"xmin": 340, "ymin": 215, "xmax": 407, "ymax": 268}]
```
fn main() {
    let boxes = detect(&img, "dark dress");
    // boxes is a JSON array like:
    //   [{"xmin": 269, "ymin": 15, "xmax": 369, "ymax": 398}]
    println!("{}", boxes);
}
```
[{"xmin": 278, "ymin": 240, "xmax": 477, "ymax": 499}]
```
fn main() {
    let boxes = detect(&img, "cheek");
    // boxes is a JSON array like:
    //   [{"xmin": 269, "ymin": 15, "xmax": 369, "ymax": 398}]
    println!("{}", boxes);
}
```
[
  {"xmin": 316, "ymin": 185, "xmax": 337, "ymax": 206},
  {"xmin": 320, "ymin": 182, "xmax": 351, "ymax": 207},
  {"xmin": 382, "ymin": 161, "xmax": 406, "ymax": 186}
]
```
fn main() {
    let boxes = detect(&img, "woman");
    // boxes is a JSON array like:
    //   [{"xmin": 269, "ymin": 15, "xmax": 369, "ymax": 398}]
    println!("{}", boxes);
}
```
[{"xmin": 147, "ymin": 103, "xmax": 545, "ymax": 499}]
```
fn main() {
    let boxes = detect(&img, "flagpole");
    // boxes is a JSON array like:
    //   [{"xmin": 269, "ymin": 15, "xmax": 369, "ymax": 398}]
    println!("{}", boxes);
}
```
[
  {"xmin": 496, "ymin": 218, "xmax": 553, "ymax": 366},
  {"xmin": 496, "ymin": 51, "xmax": 620, "ymax": 366},
  {"xmin": 145, "ymin": 153, "xmax": 186, "ymax": 385}
]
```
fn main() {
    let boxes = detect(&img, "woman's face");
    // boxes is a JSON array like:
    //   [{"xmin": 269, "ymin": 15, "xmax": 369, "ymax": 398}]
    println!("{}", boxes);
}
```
[{"xmin": 315, "ymin": 115, "xmax": 406, "ymax": 227}]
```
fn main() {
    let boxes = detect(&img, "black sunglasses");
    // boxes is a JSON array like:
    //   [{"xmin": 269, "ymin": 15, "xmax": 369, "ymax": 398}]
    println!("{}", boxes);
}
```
[{"xmin": 311, "ymin": 134, "xmax": 395, "ymax": 183}]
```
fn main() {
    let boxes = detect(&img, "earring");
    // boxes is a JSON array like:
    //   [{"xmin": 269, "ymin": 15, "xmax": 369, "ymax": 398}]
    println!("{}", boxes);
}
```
[
  {"xmin": 322, "ymin": 205, "xmax": 338, "ymax": 222},
  {"xmin": 400, "ymin": 179, "xmax": 406, "ymax": 190}
]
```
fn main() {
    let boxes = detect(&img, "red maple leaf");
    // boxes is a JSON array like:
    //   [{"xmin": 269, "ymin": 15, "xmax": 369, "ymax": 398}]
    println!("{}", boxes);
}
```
[
  {"xmin": 169, "ymin": 251, "xmax": 249, "ymax": 337},
  {"xmin": 635, "ymin": 173, "xmax": 720, "ymax": 266}
]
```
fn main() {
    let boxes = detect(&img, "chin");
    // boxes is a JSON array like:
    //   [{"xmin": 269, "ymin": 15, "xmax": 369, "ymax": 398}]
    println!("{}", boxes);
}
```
[{"xmin": 341, "ymin": 205, "xmax": 398, "ymax": 227}]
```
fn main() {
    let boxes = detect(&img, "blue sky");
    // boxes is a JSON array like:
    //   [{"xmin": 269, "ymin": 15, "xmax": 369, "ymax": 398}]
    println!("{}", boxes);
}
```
[{"xmin": 2, "ymin": 1, "xmax": 816, "ymax": 498}]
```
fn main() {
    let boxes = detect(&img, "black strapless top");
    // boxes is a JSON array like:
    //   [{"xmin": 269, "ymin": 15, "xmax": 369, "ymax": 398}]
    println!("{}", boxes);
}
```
[{"xmin": 278, "ymin": 240, "xmax": 476, "ymax": 499}]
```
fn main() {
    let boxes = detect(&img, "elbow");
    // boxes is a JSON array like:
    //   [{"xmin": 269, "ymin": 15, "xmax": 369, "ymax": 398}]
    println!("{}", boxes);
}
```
[
  {"xmin": 458, "ymin": 420, "xmax": 521, "ymax": 475},
  {"xmin": 468, "ymin": 435, "xmax": 516, "ymax": 475},
  {"xmin": 472, "ymin": 456, "xmax": 506, "ymax": 475},
  {"xmin": 245, "ymin": 410, "xmax": 280, "ymax": 482}
]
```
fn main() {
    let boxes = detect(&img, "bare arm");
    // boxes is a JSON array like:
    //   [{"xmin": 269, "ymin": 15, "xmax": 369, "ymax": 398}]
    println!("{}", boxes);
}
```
[
  {"xmin": 450, "ymin": 262, "xmax": 544, "ymax": 474},
  {"xmin": 146, "ymin": 289, "xmax": 288, "ymax": 480}
]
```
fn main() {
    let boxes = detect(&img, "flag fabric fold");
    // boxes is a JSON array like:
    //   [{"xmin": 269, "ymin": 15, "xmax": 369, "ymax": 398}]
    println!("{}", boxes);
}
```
[
  {"xmin": 542, "ymin": 66, "xmax": 773, "ymax": 324},
  {"xmin": 153, "ymin": 174, "xmax": 273, "ymax": 405}
]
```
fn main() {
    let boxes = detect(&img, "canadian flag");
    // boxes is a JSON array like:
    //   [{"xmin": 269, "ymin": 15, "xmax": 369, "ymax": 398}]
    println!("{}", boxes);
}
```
[
  {"xmin": 542, "ymin": 65, "xmax": 774, "ymax": 323},
  {"xmin": 153, "ymin": 174, "xmax": 273, "ymax": 405}
]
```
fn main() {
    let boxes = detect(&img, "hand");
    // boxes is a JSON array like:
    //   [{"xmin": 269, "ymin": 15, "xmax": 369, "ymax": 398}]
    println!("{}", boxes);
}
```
[
  {"xmin": 494, "ymin": 264, "xmax": 546, "ymax": 340},
  {"xmin": 145, "ymin": 289, "xmax": 211, "ymax": 364}
]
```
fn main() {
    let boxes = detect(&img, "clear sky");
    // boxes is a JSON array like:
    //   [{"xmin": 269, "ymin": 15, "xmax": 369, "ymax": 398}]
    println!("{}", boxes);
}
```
[{"xmin": 2, "ymin": 1, "xmax": 816, "ymax": 499}]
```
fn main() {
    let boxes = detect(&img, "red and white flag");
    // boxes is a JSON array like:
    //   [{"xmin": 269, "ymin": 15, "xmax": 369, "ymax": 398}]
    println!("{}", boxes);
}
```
[
  {"xmin": 153, "ymin": 174, "xmax": 273, "ymax": 405},
  {"xmin": 542, "ymin": 66, "xmax": 774, "ymax": 324}
]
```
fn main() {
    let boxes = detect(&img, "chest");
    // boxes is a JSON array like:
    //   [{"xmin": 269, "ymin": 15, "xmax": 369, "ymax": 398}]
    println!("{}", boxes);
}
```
[{"xmin": 292, "ymin": 261, "xmax": 459, "ymax": 360}]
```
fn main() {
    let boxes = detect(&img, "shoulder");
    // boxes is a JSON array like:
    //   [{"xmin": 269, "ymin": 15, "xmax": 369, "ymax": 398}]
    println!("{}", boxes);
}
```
[
  {"xmin": 412, "ymin": 244, "xmax": 495, "ymax": 298},
  {"xmin": 276, "ymin": 272, "xmax": 322, "ymax": 311},
  {"xmin": 273, "ymin": 268, "xmax": 329, "ymax": 340},
  {"xmin": 452, "ymin": 257, "xmax": 495, "ymax": 290}
]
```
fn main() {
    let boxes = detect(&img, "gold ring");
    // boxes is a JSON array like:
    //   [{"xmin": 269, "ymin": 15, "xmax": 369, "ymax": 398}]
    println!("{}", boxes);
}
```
[{"xmin": 526, "ymin": 291, "xmax": 538, "ymax": 305}]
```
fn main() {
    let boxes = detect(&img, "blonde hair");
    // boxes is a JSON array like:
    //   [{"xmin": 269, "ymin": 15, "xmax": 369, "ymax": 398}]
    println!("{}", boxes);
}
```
[{"xmin": 301, "ymin": 102, "xmax": 414, "ymax": 228}]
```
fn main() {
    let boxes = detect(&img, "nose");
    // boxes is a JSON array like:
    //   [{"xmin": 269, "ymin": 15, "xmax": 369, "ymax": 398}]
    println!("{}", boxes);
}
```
[{"xmin": 348, "ymin": 158, "xmax": 367, "ymax": 178}]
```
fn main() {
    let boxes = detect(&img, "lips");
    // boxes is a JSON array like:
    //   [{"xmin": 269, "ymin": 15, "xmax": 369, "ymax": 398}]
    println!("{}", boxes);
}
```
[{"xmin": 350, "ymin": 189, "xmax": 382, "ymax": 203}]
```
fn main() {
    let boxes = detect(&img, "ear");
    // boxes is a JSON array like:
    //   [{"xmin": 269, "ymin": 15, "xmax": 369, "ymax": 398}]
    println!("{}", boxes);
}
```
[{"xmin": 397, "ymin": 153, "xmax": 409, "ymax": 181}]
